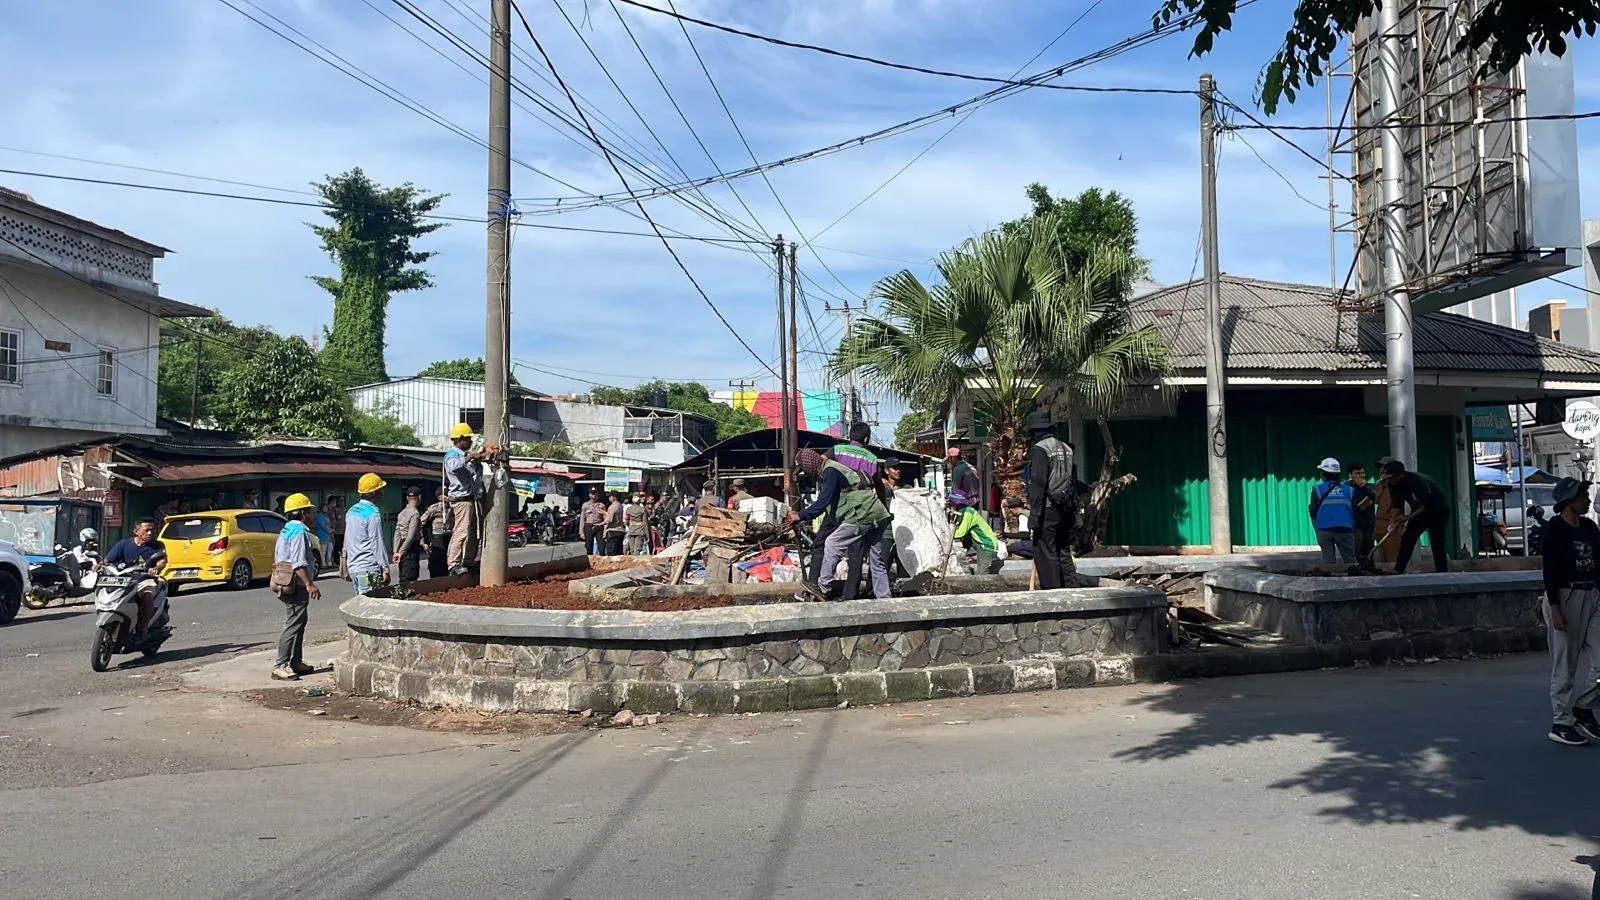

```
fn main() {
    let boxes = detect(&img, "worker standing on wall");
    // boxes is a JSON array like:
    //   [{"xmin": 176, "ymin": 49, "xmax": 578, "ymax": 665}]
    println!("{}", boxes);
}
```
[
  {"xmin": 1309, "ymin": 458, "xmax": 1357, "ymax": 564},
  {"xmin": 443, "ymin": 423, "xmax": 496, "ymax": 575},
  {"xmin": 1025, "ymin": 410, "xmax": 1077, "ymax": 589},
  {"xmin": 1381, "ymin": 460, "xmax": 1452, "ymax": 574}
]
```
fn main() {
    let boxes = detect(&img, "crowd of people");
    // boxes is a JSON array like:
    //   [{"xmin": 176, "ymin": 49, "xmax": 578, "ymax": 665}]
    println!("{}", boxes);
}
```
[{"xmin": 1306, "ymin": 456, "xmax": 1452, "ymax": 574}]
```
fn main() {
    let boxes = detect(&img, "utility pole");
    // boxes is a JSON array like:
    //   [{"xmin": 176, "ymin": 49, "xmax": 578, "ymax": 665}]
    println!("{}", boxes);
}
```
[
  {"xmin": 481, "ymin": 0, "xmax": 512, "ymax": 587},
  {"xmin": 787, "ymin": 242, "xmax": 801, "ymax": 496},
  {"xmin": 1199, "ymin": 73, "xmax": 1232, "ymax": 555},
  {"xmin": 189, "ymin": 336, "xmax": 202, "ymax": 426},
  {"xmin": 1377, "ymin": 2, "xmax": 1417, "ymax": 467},
  {"xmin": 774, "ymin": 236, "xmax": 794, "ymax": 505},
  {"xmin": 824, "ymin": 300, "xmax": 861, "ymax": 425}
]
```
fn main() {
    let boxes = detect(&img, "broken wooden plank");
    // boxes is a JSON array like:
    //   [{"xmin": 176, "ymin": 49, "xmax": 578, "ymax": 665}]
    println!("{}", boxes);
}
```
[{"xmin": 669, "ymin": 528, "xmax": 700, "ymax": 585}]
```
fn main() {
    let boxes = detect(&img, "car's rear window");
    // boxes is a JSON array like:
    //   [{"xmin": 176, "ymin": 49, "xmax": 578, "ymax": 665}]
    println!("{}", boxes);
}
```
[{"xmin": 161, "ymin": 518, "xmax": 224, "ymax": 540}]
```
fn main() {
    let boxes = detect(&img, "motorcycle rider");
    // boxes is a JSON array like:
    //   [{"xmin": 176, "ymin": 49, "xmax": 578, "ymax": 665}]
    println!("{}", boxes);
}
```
[
  {"xmin": 272, "ymin": 493, "xmax": 322, "ymax": 680},
  {"xmin": 101, "ymin": 519, "xmax": 166, "ymax": 641}
]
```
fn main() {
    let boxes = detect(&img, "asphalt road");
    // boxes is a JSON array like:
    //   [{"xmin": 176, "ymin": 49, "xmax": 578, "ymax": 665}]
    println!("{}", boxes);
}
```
[{"xmin": 0, "ymin": 561, "xmax": 1595, "ymax": 898}]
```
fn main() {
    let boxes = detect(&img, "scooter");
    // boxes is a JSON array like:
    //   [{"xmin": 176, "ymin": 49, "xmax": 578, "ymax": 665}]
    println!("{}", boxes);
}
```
[
  {"xmin": 26, "ymin": 540, "xmax": 100, "ymax": 609},
  {"xmin": 506, "ymin": 521, "xmax": 529, "ymax": 549},
  {"xmin": 89, "ymin": 563, "xmax": 172, "ymax": 672}
]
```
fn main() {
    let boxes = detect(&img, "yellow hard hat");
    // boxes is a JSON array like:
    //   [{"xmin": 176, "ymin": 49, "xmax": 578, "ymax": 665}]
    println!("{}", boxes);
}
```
[
  {"xmin": 283, "ymin": 492, "xmax": 314, "ymax": 514},
  {"xmin": 449, "ymin": 423, "xmax": 474, "ymax": 440},
  {"xmin": 357, "ymin": 473, "xmax": 387, "ymax": 494}
]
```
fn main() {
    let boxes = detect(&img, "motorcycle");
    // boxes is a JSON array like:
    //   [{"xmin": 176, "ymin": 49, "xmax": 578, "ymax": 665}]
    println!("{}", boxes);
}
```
[
  {"xmin": 89, "ymin": 563, "xmax": 173, "ymax": 672},
  {"xmin": 26, "ymin": 541, "xmax": 100, "ymax": 609},
  {"xmin": 1526, "ymin": 504, "xmax": 1547, "ymax": 557},
  {"xmin": 506, "ymin": 521, "xmax": 529, "ymax": 549},
  {"xmin": 527, "ymin": 507, "xmax": 576, "ymax": 546}
]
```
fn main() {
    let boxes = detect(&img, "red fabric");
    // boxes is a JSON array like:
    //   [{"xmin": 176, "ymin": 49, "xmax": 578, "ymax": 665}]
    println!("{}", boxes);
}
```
[{"xmin": 736, "ymin": 547, "xmax": 793, "ymax": 582}]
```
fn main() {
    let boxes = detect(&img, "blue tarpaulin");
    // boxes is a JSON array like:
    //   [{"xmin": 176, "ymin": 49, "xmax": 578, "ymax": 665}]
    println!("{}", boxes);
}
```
[{"xmin": 1475, "ymin": 464, "xmax": 1556, "ymax": 485}]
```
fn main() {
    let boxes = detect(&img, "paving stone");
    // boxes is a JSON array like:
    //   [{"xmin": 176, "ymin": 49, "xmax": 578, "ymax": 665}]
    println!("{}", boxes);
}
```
[
  {"xmin": 1053, "ymin": 658, "xmax": 1094, "ymax": 689},
  {"xmin": 884, "ymin": 670, "xmax": 931, "ymax": 703},
  {"xmin": 836, "ymin": 672, "xmax": 888, "ymax": 706},
  {"xmin": 568, "ymin": 682, "xmax": 622, "ymax": 713},
  {"xmin": 1010, "ymin": 660, "xmax": 1055, "ymax": 692},
  {"xmin": 928, "ymin": 666, "xmax": 973, "ymax": 699},
  {"xmin": 623, "ymin": 681, "xmax": 680, "ymax": 714},
  {"xmin": 970, "ymin": 664, "xmax": 1014, "ymax": 695},
  {"xmin": 679, "ymin": 681, "xmax": 735, "ymax": 715}
]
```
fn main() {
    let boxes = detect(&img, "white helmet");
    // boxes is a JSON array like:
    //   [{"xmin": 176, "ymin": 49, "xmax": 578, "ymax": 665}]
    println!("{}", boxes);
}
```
[
  {"xmin": 79, "ymin": 527, "xmax": 98, "ymax": 543},
  {"xmin": 1317, "ymin": 457, "xmax": 1342, "ymax": 474}
]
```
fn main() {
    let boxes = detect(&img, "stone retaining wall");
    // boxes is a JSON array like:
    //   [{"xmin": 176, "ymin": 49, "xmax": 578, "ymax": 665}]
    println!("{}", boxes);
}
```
[
  {"xmin": 337, "ymin": 585, "xmax": 1168, "ymax": 714},
  {"xmin": 1205, "ymin": 568, "xmax": 1545, "ymax": 644}
]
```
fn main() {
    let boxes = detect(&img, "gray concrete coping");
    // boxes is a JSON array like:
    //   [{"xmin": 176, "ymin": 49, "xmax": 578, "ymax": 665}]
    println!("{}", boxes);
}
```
[
  {"xmin": 1205, "ymin": 567, "xmax": 1541, "ymax": 603},
  {"xmin": 1001, "ymin": 551, "xmax": 1321, "ymax": 579},
  {"xmin": 339, "ymin": 584, "xmax": 1166, "ymax": 642}
]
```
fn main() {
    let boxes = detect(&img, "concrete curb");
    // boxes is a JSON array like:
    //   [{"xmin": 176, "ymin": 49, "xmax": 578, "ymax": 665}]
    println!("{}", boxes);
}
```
[{"xmin": 334, "ymin": 625, "xmax": 1549, "ymax": 715}]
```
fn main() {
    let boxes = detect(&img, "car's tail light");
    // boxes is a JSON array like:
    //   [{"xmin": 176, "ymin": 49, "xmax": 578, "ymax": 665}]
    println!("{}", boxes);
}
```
[{"xmin": 208, "ymin": 537, "xmax": 228, "ymax": 553}]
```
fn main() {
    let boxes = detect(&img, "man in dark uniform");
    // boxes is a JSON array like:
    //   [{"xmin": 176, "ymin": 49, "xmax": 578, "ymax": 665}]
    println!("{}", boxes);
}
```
[
  {"xmin": 1382, "ymin": 459, "xmax": 1451, "ymax": 574},
  {"xmin": 1025, "ymin": 409, "xmax": 1077, "ymax": 589}
]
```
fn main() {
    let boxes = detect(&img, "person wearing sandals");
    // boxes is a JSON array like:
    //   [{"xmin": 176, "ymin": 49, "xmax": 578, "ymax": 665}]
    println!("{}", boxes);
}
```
[
  {"xmin": 1541, "ymin": 476, "xmax": 1600, "ymax": 746},
  {"xmin": 271, "ymin": 493, "xmax": 322, "ymax": 681}
]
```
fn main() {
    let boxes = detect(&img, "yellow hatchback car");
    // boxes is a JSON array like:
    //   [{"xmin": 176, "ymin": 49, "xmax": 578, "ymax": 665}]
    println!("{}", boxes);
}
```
[{"xmin": 158, "ymin": 509, "xmax": 320, "ymax": 590}]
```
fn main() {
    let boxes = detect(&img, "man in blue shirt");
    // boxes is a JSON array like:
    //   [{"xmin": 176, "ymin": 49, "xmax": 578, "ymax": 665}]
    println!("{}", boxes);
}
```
[
  {"xmin": 272, "ymin": 493, "xmax": 322, "ymax": 681},
  {"xmin": 103, "ymin": 518, "xmax": 166, "ymax": 639},
  {"xmin": 345, "ymin": 473, "xmax": 390, "ymax": 595},
  {"xmin": 1308, "ymin": 457, "xmax": 1357, "ymax": 564},
  {"xmin": 444, "ymin": 423, "xmax": 496, "ymax": 575}
]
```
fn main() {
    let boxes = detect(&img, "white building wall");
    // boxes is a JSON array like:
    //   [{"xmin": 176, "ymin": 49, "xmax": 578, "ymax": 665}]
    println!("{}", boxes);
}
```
[
  {"xmin": 349, "ymin": 378, "xmax": 485, "ymax": 448},
  {"xmin": 537, "ymin": 401, "xmax": 693, "ymax": 467},
  {"xmin": 0, "ymin": 263, "xmax": 164, "ymax": 458}
]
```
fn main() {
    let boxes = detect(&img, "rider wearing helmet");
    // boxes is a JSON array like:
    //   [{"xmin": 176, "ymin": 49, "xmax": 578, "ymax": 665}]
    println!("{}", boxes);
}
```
[{"xmin": 271, "ymin": 493, "xmax": 322, "ymax": 680}]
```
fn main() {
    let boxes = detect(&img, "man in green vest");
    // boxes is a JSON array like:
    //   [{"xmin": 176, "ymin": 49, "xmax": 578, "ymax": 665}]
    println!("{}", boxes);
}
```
[{"xmin": 791, "ymin": 423, "xmax": 893, "ymax": 600}]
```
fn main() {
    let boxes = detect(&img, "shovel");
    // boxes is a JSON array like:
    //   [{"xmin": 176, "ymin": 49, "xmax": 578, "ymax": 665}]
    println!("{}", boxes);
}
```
[{"xmin": 1368, "ymin": 522, "xmax": 1400, "ymax": 567}]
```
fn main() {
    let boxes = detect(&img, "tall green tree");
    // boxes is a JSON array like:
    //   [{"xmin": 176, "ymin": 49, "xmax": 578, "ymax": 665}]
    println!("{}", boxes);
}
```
[
  {"xmin": 1154, "ymin": 0, "xmax": 1593, "ymax": 113},
  {"xmin": 830, "ymin": 216, "xmax": 1168, "ymax": 542},
  {"xmin": 417, "ymin": 357, "xmax": 519, "ymax": 385},
  {"xmin": 212, "ymin": 335, "xmax": 355, "ymax": 440},
  {"xmin": 1002, "ymin": 184, "xmax": 1147, "ymax": 283},
  {"xmin": 584, "ymin": 380, "xmax": 767, "ymax": 442},
  {"xmin": 310, "ymin": 168, "xmax": 445, "ymax": 387},
  {"xmin": 156, "ymin": 314, "xmax": 276, "ymax": 424},
  {"xmin": 893, "ymin": 409, "xmax": 936, "ymax": 451}
]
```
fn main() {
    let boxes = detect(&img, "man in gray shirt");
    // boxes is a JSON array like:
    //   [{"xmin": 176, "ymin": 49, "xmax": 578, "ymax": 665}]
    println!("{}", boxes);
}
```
[{"xmin": 391, "ymin": 485, "xmax": 424, "ymax": 582}]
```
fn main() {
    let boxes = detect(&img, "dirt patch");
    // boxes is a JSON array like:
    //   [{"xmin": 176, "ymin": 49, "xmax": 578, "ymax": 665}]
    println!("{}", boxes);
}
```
[
  {"xmin": 246, "ymin": 687, "xmax": 587, "ymax": 735},
  {"xmin": 425, "ymin": 579, "xmax": 740, "ymax": 611}
]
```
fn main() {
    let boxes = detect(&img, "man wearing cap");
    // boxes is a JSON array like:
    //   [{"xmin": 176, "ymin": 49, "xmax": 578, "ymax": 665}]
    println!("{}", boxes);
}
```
[
  {"xmin": 1381, "ymin": 459, "xmax": 1451, "ymax": 573},
  {"xmin": 444, "ymin": 423, "xmax": 490, "ymax": 575},
  {"xmin": 345, "ymin": 474, "xmax": 390, "ymax": 595},
  {"xmin": 1540, "ymin": 476, "xmax": 1600, "ymax": 745},
  {"xmin": 790, "ymin": 428, "xmax": 892, "ymax": 601},
  {"xmin": 272, "ymin": 493, "xmax": 321, "ymax": 681},
  {"xmin": 1308, "ymin": 457, "xmax": 1356, "ymax": 564},
  {"xmin": 946, "ymin": 447, "xmax": 981, "ymax": 511},
  {"xmin": 727, "ymin": 478, "xmax": 753, "ymax": 510},
  {"xmin": 391, "ymin": 485, "xmax": 424, "ymax": 583},
  {"xmin": 1026, "ymin": 409, "xmax": 1078, "ymax": 589}
]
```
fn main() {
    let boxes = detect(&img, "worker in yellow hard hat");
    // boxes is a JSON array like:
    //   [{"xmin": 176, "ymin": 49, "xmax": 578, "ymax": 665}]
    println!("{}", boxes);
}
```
[
  {"xmin": 271, "ymin": 492, "xmax": 322, "ymax": 680},
  {"xmin": 344, "ymin": 473, "xmax": 390, "ymax": 594},
  {"xmin": 444, "ymin": 422, "xmax": 500, "ymax": 575}
]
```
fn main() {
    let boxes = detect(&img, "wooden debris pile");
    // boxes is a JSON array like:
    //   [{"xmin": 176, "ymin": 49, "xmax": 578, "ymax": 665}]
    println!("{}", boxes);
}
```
[{"xmin": 664, "ymin": 507, "xmax": 799, "ymax": 586}]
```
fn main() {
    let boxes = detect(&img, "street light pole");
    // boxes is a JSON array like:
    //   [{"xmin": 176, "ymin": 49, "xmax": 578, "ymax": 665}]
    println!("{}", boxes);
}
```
[
  {"xmin": 481, "ymin": 0, "xmax": 512, "ymax": 587},
  {"xmin": 1200, "ymin": 73, "xmax": 1232, "ymax": 555}
]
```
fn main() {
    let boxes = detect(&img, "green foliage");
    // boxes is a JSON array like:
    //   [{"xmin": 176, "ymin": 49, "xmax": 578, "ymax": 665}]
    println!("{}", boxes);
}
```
[
  {"xmin": 310, "ymin": 167, "xmax": 446, "ymax": 387},
  {"xmin": 417, "ymin": 357, "xmax": 519, "ymax": 385},
  {"xmin": 893, "ymin": 409, "xmax": 936, "ymax": 451},
  {"xmin": 351, "ymin": 399, "xmax": 421, "ymax": 447},
  {"xmin": 830, "ymin": 215, "xmax": 1168, "ymax": 505},
  {"xmin": 1151, "ymin": 0, "xmax": 1595, "ymax": 114},
  {"xmin": 582, "ymin": 380, "xmax": 767, "ymax": 442},
  {"xmin": 211, "ymin": 335, "xmax": 355, "ymax": 440},
  {"xmin": 1002, "ymin": 184, "xmax": 1147, "ymax": 283},
  {"xmin": 157, "ymin": 313, "xmax": 277, "ymax": 423},
  {"xmin": 509, "ymin": 440, "xmax": 578, "ymax": 462}
]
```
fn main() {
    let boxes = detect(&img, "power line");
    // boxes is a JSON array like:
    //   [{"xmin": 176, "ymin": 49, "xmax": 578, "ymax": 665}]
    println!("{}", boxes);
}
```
[
  {"xmin": 0, "ymin": 167, "xmax": 776, "ymax": 243},
  {"xmin": 1221, "ymin": 128, "xmax": 1325, "ymax": 211},
  {"xmin": 509, "ymin": 0, "xmax": 779, "ymax": 378},
  {"xmin": 611, "ymin": 0, "xmax": 1199, "ymax": 95},
  {"xmin": 1226, "ymin": 108, "xmax": 1600, "ymax": 131},
  {"xmin": 512, "ymin": 0, "xmax": 1233, "ymax": 214},
  {"xmin": 0, "ymin": 146, "xmax": 317, "ymax": 197},
  {"xmin": 1214, "ymin": 93, "xmax": 1346, "ymax": 177}
]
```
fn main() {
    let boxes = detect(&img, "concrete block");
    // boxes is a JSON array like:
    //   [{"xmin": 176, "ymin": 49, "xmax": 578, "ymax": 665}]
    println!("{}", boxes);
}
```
[
  {"xmin": 1010, "ymin": 660, "xmax": 1056, "ymax": 692},
  {"xmin": 470, "ymin": 678, "xmax": 517, "ymax": 711},
  {"xmin": 568, "ymin": 681, "xmax": 622, "ymax": 714},
  {"xmin": 733, "ymin": 680, "xmax": 789, "ymax": 713},
  {"xmin": 679, "ymin": 682, "xmax": 736, "ymax": 715},
  {"xmin": 836, "ymin": 672, "xmax": 888, "ymax": 707},
  {"xmin": 1093, "ymin": 657, "xmax": 1134, "ymax": 686},
  {"xmin": 884, "ymin": 670, "xmax": 931, "ymax": 703},
  {"xmin": 623, "ymin": 681, "xmax": 680, "ymax": 714},
  {"xmin": 970, "ymin": 664, "xmax": 1014, "ymax": 695},
  {"xmin": 396, "ymin": 671, "xmax": 433, "ymax": 702},
  {"xmin": 788, "ymin": 675, "xmax": 840, "ymax": 710},
  {"xmin": 1053, "ymin": 658, "xmax": 1095, "ymax": 688},
  {"xmin": 928, "ymin": 666, "xmax": 972, "ymax": 699},
  {"xmin": 512, "ymin": 680, "xmax": 568, "ymax": 713}
]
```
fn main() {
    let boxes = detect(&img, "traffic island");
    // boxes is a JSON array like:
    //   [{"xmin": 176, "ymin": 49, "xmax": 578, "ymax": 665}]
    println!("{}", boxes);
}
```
[{"xmin": 335, "ymin": 578, "xmax": 1170, "ymax": 714}]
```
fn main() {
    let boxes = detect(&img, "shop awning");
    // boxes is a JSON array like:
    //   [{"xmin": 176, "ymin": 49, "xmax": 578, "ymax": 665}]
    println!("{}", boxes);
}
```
[{"xmin": 148, "ymin": 460, "xmax": 438, "ymax": 483}]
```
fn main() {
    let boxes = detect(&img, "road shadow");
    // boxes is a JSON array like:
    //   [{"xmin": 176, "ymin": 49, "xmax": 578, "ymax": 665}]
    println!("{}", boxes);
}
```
[
  {"xmin": 115, "ymin": 640, "xmax": 269, "ymax": 669},
  {"xmin": 1113, "ymin": 661, "xmax": 1600, "ymax": 843},
  {"xmin": 746, "ymin": 711, "xmax": 839, "ymax": 900},
  {"xmin": 14, "ymin": 605, "xmax": 97, "ymax": 625}
]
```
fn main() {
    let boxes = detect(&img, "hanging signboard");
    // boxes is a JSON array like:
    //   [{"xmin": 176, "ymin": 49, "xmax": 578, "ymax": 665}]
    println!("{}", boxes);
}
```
[
  {"xmin": 1466, "ymin": 406, "xmax": 1514, "ymax": 442},
  {"xmin": 604, "ymin": 468, "xmax": 629, "ymax": 492},
  {"xmin": 1562, "ymin": 400, "xmax": 1600, "ymax": 441},
  {"xmin": 102, "ymin": 489, "xmax": 124, "ymax": 528}
]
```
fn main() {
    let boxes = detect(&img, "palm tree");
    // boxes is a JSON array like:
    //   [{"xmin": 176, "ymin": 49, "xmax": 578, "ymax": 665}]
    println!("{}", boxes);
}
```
[{"xmin": 829, "ymin": 215, "xmax": 1168, "ymax": 545}]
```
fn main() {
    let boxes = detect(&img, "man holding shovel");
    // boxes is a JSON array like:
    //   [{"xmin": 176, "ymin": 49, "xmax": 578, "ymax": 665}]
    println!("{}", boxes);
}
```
[{"xmin": 1541, "ymin": 477, "xmax": 1600, "ymax": 746}]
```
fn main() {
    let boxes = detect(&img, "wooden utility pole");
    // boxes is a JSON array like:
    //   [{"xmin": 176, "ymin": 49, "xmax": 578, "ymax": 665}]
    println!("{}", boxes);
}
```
[
  {"xmin": 824, "ymin": 300, "xmax": 862, "ymax": 425},
  {"xmin": 481, "ymin": 0, "xmax": 512, "ymax": 586},
  {"xmin": 774, "ymin": 236, "xmax": 795, "ymax": 505},
  {"xmin": 1199, "ymin": 73, "xmax": 1231, "ymax": 555},
  {"xmin": 188, "ymin": 336, "xmax": 202, "ymax": 426}
]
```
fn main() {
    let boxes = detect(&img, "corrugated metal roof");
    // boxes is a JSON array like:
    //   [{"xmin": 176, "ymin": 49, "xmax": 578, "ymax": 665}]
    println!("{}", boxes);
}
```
[
  {"xmin": 148, "ymin": 461, "xmax": 437, "ymax": 482},
  {"xmin": 1135, "ymin": 276, "xmax": 1600, "ymax": 376}
]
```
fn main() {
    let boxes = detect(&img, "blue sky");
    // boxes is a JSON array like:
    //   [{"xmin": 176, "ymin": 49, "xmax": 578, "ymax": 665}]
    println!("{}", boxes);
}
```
[{"xmin": 4, "ymin": 0, "xmax": 1599, "ymax": 438}]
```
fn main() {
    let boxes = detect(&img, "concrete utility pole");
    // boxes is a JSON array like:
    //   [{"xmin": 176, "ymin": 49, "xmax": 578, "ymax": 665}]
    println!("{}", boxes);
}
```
[
  {"xmin": 825, "ymin": 300, "xmax": 861, "ymax": 425},
  {"xmin": 481, "ymin": 0, "xmax": 512, "ymax": 587},
  {"xmin": 1199, "ymin": 73, "xmax": 1231, "ymax": 555},
  {"xmin": 774, "ymin": 236, "xmax": 795, "ymax": 505},
  {"xmin": 787, "ymin": 242, "xmax": 801, "ymax": 484},
  {"xmin": 1377, "ymin": 1, "xmax": 1418, "ymax": 467}
]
